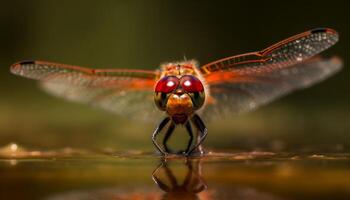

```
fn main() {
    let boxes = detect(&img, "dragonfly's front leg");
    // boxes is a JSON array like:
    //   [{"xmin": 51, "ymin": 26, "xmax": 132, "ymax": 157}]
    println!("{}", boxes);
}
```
[
  {"xmin": 187, "ymin": 114, "xmax": 207, "ymax": 156},
  {"xmin": 152, "ymin": 117, "xmax": 171, "ymax": 155},
  {"xmin": 195, "ymin": 129, "xmax": 205, "ymax": 155},
  {"xmin": 184, "ymin": 121, "xmax": 194, "ymax": 155},
  {"xmin": 163, "ymin": 122, "xmax": 176, "ymax": 153}
]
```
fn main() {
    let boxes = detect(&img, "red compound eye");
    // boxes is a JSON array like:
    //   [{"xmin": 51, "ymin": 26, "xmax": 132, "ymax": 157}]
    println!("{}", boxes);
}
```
[
  {"xmin": 155, "ymin": 76, "xmax": 179, "ymax": 93},
  {"xmin": 180, "ymin": 75, "xmax": 204, "ymax": 93}
]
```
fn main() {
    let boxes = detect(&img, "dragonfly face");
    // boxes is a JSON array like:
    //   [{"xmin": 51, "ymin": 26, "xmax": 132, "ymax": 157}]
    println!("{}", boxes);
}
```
[
  {"xmin": 154, "ymin": 74, "xmax": 205, "ymax": 124},
  {"xmin": 10, "ymin": 28, "xmax": 342, "ymax": 156}
]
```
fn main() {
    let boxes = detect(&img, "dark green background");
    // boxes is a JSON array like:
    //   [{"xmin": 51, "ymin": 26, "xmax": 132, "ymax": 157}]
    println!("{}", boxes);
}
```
[{"xmin": 0, "ymin": 0, "xmax": 349, "ymax": 152}]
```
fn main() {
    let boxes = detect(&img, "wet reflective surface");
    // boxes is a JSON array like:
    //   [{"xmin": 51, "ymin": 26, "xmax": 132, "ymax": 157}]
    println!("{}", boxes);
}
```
[{"xmin": 1, "ymin": 144, "xmax": 350, "ymax": 200}]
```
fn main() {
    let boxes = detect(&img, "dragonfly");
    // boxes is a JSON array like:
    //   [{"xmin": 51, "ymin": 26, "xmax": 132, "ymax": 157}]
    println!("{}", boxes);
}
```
[{"xmin": 10, "ymin": 28, "xmax": 342, "ymax": 156}]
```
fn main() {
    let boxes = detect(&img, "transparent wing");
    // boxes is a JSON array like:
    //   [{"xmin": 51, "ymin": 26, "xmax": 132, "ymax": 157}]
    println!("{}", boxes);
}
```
[
  {"xmin": 200, "ymin": 28, "xmax": 339, "ymax": 75},
  {"xmin": 201, "ymin": 56, "xmax": 342, "ymax": 121},
  {"xmin": 11, "ymin": 61, "xmax": 162, "ymax": 122},
  {"xmin": 11, "ymin": 60, "xmax": 157, "ymax": 85},
  {"xmin": 200, "ymin": 28, "xmax": 341, "ymax": 120}
]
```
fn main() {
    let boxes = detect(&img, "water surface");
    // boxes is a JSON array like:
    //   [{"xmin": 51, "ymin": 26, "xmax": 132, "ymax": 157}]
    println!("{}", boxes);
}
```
[{"xmin": 1, "ymin": 144, "xmax": 350, "ymax": 200}]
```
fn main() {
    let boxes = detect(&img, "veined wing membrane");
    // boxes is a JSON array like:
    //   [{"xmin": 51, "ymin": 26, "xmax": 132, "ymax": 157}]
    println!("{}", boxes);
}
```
[
  {"xmin": 11, "ymin": 61, "xmax": 157, "ymax": 87},
  {"xmin": 200, "ymin": 28, "xmax": 340, "ymax": 120},
  {"xmin": 11, "ymin": 61, "xmax": 161, "ymax": 122},
  {"xmin": 200, "ymin": 28, "xmax": 338, "ymax": 75},
  {"xmin": 202, "ymin": 56, "xmax": 342, "ymax": 120}
]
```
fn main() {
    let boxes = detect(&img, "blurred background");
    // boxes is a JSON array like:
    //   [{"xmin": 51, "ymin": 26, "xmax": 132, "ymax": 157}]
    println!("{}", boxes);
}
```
[{"xmin": 0, "ymin": 0, "xmax": 349, "ymax": 153}]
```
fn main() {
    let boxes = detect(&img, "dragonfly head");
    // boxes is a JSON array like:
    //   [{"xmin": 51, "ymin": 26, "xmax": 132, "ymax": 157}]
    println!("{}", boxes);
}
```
[{"xmin": 154, "ymin": 75, "xmax": 205, "ymax": 123}]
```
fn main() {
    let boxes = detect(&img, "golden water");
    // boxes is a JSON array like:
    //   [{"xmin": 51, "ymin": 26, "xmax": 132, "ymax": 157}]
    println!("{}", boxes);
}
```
[{"xmin": 1, "ymin": 143, "xmax": 350, "ymax": 200}]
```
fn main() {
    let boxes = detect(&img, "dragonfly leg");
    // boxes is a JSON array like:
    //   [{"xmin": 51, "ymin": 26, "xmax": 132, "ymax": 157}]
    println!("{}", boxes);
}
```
[
  {"xmin": 195, "ymin": 129, "xmax": 205, "ymax": 155},
  {"xmin": 184, "ymin": 121, "xmax": 194, "ymax": 155},
  {"xmin": 163, "ymin": 122, "xmax": 176, "ymax": 153},
  {"xmin": 152, "ymin": 117, "xmax": 171, "ymax": 155},
  {"xmin": 187, "ymin": 114, "xmax": 207, "ymax": 156}
]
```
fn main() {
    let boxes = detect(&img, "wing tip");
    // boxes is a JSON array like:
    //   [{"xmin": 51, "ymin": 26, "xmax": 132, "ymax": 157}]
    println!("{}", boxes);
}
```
[
  {"xmin": 329, "ymin": 56, "xmax": 343, "ymax": 67},
  {"xmin": 10, "ymin": 60, "xmax": 35, "ymax": 75},
  {"xmin": 311, "ymin": 27, "xmax": 338, "ymax": 36}
]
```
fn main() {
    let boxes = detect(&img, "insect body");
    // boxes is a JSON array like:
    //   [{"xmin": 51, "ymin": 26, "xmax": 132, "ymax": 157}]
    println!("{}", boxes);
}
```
[
  {"xmin": 153, "ymin": 62, "xmax": 208, "ymax": 155},
  {"xmin": 10, "ymin": 28, "xmax": 342, "ymax": 156}
]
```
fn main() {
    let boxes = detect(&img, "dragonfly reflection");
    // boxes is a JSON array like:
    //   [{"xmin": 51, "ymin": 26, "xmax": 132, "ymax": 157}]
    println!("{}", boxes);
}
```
[{"xmin": 152, "ymin": 159, "xmax": 208, "ymax": 200}]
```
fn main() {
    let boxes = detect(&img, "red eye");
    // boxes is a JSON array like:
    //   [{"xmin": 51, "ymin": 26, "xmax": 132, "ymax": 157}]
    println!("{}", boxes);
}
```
[
  {"xmin": 155, "ymin": 76, "xmax": 179, "ymax": 93},
  {"xmin": 180, "ymin": 75, "xmax": 204, "ymax": 93}
]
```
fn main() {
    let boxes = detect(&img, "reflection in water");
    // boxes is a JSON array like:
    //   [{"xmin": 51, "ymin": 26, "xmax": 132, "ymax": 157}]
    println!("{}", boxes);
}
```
[
  {"xmin": 151, "ymin": 159, "xmax": 286, "ymax": 200},
  {"xmin": 45, "ymin": 159, "xmax": 211, "ymax": 200},
  {"xmin": 44, "ymin": 157, "xmax": 290, "ymax": 200},
  {"xmin": 152, "ymin": 159, "xmax": 208, "ymax": 200},
  {"xmin": 1, "ymin": 144, "xmax": 349, "ymax": 199}
]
